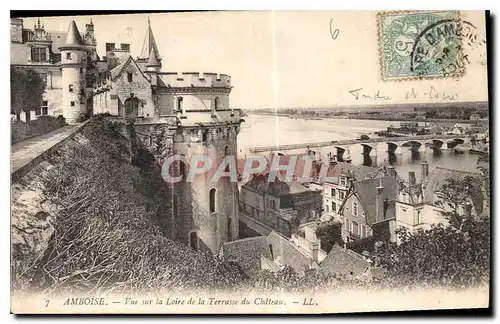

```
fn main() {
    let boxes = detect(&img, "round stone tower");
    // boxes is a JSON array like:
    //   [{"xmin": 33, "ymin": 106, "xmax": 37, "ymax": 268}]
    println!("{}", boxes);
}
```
[
  {"xmin": 161, "ymin": 72, "xmax": 240, "ymax": 255},
  {"xmin": 59, "ymin": 21, "xmax": 89, "ymax": 123}
]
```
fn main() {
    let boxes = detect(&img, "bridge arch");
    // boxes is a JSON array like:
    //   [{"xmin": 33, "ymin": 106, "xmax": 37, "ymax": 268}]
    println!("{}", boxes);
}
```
[
  {"xmin": 425, "ymin": 139, "xmax": 444, "ymax": 149},
  {"xmin": 446, "ymin": 138, "xmax": 464, "ymax": 149},
  {"xmin": 360, "ymin": 143, "xmax": 376, "ymax": 156},
  {"xmin": 387, "ymin": 142, "xmax": 401, "ymax": 154},
  {"xmin": 401, "ymin": 140, "xmax": 425, "ymax": 152}
]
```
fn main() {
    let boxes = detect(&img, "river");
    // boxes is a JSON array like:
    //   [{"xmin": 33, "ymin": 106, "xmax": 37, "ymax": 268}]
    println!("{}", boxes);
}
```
[{"xmin": 237, "ymin": 114, "xmax": 481, "ymax": 183}]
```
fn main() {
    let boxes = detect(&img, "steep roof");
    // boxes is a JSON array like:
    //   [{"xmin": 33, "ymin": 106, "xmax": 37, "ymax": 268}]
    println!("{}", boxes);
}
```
[
  {"xmin": 324, "ymin": 163, "xmax": 387, "ymax": 184},
  {"xmin": 422, "ymin": 167, "xmax": 485, "ymax": 215},
  {"xmin": 146, "ymin": 47, "xmax": 161, "ymax": 67},
  {"xmin": 109, "ymin": 55, "xmax": 150, "ymax": 82},
  {"xmin": 266, "ymin": 231, "xmax": 317, "ymax": 275},
  {"xmin": 220, "ymin": 231, "xmax": 317, "ymax": 277},
  {"xmin": 318, "ymin": 244, "xmax": 369, "ymax": 278},
  {"xmin": 64, "ymin": 20, "xmax": 84, "ymax": 46},
  {"xmin": 220, "ymin": 236, "xmax": 271, "ymax": 278},
  {"xmin": 139, "ymin": 18, "xmax": 161, "ymax": 61},
  {"xmin": 47, "ymin": 31, "xmax": 66, "ymax": 53},
  {"xmin": 339, "ymin": 175, "xmax": 399, "ymax": 224}
]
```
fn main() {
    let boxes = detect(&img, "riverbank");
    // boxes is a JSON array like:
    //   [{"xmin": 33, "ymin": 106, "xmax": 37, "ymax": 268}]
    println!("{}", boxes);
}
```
[{"xmin": 247, "ymin": 112, "xmax": 483, "ymax": 125}]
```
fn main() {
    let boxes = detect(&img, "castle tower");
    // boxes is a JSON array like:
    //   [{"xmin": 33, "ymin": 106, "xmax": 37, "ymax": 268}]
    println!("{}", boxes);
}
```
[
  {"xmin": 145, "ymin": 47, "xmax": 161, "ymax": 87},
  {"xmin": 132, "ymin": 20, "xmax": 242, "ymax": 256},
  {"xmin": 165, "ymin": 73, "xmax": 239, "ymax": 255},
  {"xmin": 59, "ymin": 21, "xmax": 89, "ymax": 123},
  {"xmin": 138, "ymin": 18, "xmax": 161, "ymax": 62}
]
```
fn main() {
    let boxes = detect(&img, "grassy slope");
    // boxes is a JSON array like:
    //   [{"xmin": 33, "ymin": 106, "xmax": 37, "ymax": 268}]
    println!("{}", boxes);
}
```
[{"xmin": 23, "ymin": 118, "xmax": 244, "ymax": 296}]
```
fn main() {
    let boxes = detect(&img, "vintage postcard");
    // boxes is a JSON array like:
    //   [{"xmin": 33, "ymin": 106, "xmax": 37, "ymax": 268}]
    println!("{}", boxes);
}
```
[{"xmin": 11, "ymin": 11, "xmax": 490, "ymax": 314}]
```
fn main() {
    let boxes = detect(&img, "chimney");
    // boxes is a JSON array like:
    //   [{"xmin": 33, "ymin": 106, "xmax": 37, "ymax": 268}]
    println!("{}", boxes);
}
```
[
  {"xmin": 376, "ymin": 179, "xmax": 385, "ymax": 222},
  {"xmin": 409, "ymin": 171, "xmax": 416, "ymax": 186},
  {"xmin": 311, "ymin": 242, "xmax": 319, "ymax": 263},
  {"xmin": 387, "ymin": 165, "xmax": 396, "ymax": 177},
  {"xmin": 421, "ymin": 161, "xmax": 429, "ymax": 180}
]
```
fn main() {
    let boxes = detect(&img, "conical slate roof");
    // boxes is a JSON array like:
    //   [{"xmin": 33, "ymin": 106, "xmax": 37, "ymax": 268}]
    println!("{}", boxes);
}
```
[
  {"xmin": 139, "ymin": 19, "xmax": 161, "ymax": 61},
  {"xmin": 146, "ymin": 47, "xmax": 161, "ymax": 67},
  {"xmin": 64, "ymin": 20, "xmax": 84, "ymax": 46}
]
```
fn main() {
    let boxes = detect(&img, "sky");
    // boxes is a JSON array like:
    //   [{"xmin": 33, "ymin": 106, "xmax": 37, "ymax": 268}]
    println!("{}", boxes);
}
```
[{"xmin": 22, "ymin": 11, "xmax": 489, "ymax": 110}]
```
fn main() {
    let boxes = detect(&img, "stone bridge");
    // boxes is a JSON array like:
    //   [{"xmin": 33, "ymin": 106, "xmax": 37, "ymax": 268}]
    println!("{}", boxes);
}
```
[{"xmin": 248, "ymin": 135, "xmax": 469, "ymax": 158}]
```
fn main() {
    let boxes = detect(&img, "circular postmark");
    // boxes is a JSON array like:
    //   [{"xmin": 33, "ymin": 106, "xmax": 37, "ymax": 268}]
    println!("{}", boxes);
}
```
[{"xmin": 410, "ymin": 18, "xmax": 486, "ymax": 77}]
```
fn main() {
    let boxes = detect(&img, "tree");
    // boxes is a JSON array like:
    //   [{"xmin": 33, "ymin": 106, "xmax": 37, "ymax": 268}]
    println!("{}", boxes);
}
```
[
  {"xmin": 316, "ymin": 221, "xmax": 343, "ymax": 253},
  {"xmin": 11, "ymin": 66, "xmax": 46, "ymax": 122},
  {"xmin": 372, "ymin": 174, "xmax": 490, "ymax": 289},
  {"xmin": 477, "ymin": 153, "xmax": 490, "ymax": 202}
]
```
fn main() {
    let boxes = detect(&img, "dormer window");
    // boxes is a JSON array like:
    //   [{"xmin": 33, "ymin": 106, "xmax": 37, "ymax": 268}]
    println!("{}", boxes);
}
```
[
  {"xmin": 66, "ymin": 52, "xmax": 72, "ymax": 60},
  {"xmin": 31, "ymin": 47, "xmax": 47, "ymax": 62},
  {"xmin": 340, "ymin": 177, "xmax": 347, "ymax": 186}
]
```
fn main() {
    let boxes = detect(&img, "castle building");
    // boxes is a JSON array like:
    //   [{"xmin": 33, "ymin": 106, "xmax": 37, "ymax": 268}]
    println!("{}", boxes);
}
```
[
  {"xmin": 11, "ymin": 17, "xmax": 244, "ymax": 256},
  {"xmin": 11, "ymin": 17, "xmax": 98, "ymax": 122}
]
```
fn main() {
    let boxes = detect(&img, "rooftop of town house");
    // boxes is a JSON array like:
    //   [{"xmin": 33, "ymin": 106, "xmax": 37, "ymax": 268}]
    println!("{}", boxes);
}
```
[
  {"xmin": 317, "ymin": 244, "xmax": 371, "ymax": 278},
  {"xmin": 219, "ymin": 236, "xmax": 271, "ymax": 278},
  {"xmin": 338, "ymin": 175, "xmax": 399, "ymax": 225},
  {"xmin": 422, "ymin": 166, "xmax": 485, "ymax": 215},
  {"xmin": 323, "ymin": 162, "xmax": 391, "ymax": 185},
  {"xmin": 219, "ymin": 230, "xmax": 320, "ymax": 278},
  {"xmin": 241, "ymin": 171, "xmax": 315, "ymax": 197}
]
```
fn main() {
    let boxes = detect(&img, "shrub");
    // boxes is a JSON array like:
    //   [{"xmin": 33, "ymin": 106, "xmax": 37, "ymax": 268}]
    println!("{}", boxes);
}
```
[{"xmin": 11, "ymin": 115, "xmax": 67, "ymax": 144}]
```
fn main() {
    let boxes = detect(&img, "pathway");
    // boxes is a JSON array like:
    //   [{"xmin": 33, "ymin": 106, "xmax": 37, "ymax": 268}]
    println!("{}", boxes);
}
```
[{"xmin": 11, "ymin": 124, "xmax": 82, "ymax": 176}]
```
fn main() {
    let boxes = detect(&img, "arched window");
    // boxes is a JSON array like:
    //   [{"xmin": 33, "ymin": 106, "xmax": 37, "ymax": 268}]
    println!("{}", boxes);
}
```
[
  {"xmin": 214, "ymin": 96, "xmax": 220, "ymax": 111},
  {"xmin": 227, "ymin": 217, "xmax": 232, "ymax": 241},
  {"xmin": 189, "ymin": 231, "xmax": 198, "ymax": 251},
  {"xmin": 224, "ymin": 146, "xmax": 230, "ymax": 156},
  {"xmin": 124, "ymin": 97, "xmax": 139, "ymax": 117},
  {"xmin": 209, "ymin": 188, "xmax": 216, "ymax": 214},
  {"xmin": 352, "ymin": 221, "xmax": 359, "ymax": 235},
  {"xmin": 176, "ymin": 96, "xmax": 183, "ymax": 112}
]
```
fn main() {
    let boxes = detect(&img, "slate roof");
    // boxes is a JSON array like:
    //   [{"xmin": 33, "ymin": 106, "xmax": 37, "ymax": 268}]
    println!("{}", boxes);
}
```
[
  {"xmin": 48, "ymin": 31, "xmax": 67, "ymax": 53},
  {"xmin": 220, "ymin": 231, "xmax": 317, "ymax": 277},
  {"xmin": 339, "ymin": 175, "xmax": 399, "ymax": 225},
  {"xmin": 422, "ymin": 167, "xmax": 485, "ymax": 215},
  {"xmin": 109, "ymin": 55, "xmax": 151, "ymax": 82},
  {"xmin": 146, "ymin": 47, "xmax": 161, "ymax": 67},
  {"xmin": 324, "ymin": 163, "xmax": 390, "ymax": 184},
  {"xmin": 242, "ymin": 171, "xmax": 312, "ymax": 197},
  {"xmin": 266, "ymin": 231, "xmax": 316, "ymax": 275},
  {"xmin": 64, "ymin": 21, "xmax": 84, "ymax": 46},
  {"xmin": 11, "ymin": 28, "xmax": 83, "ymax": 64},
  {"xmin": 318, "ymin": 244, "xmax": 369, "ymax": 278},
  {"xmin": 220, "ymin": 236, "xmax": 271, "ymax": 277}
]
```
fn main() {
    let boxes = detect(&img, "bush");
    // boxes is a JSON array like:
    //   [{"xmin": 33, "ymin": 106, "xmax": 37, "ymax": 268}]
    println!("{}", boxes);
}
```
[{"xmin": 11, "ymin": 115, "xmax": 67, "ymax": 144}]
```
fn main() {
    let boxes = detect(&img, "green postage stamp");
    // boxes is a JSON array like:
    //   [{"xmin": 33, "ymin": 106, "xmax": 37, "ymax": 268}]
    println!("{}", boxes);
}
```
[{"xmin": 377, "ymin": 11, "xmax": 464, "ymax": 81}]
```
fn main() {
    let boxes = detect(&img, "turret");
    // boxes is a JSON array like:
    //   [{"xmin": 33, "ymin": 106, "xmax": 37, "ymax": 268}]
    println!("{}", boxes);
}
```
[
  {"xmin": 59, "ymin": 20, "xmax": 89, "ymax": 123},
  {"xmin": 145, "ymin": 47, "xmax": 161, "ymax": 87}
]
